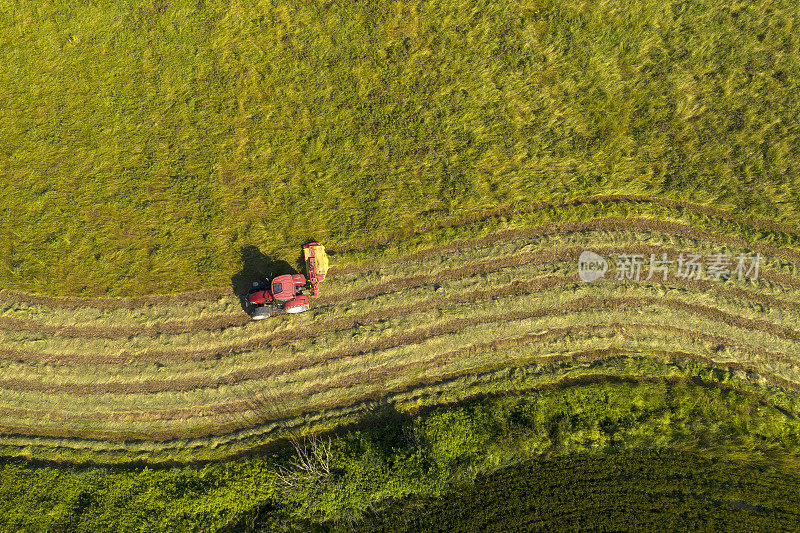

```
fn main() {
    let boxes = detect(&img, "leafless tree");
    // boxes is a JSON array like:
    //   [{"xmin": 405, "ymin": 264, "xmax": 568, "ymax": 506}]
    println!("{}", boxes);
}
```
[{"xmin": 274, "ymin": 432, "xmax": 332, "ymax": 490}]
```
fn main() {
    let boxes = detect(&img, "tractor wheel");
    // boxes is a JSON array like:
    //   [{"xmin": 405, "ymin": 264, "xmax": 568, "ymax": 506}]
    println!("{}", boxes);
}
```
[
  {"xmin": 284, "ymin": 296, "xmax": 309, "ymax": 314},
  {"xmin": 251, "ymin": 305, "xmax": 273, "ymax": 320}
]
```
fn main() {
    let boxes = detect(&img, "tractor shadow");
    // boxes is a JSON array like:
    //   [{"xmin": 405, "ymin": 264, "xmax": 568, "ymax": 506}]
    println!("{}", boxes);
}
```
[{"xmin": 230, "ymin": 245, "xmax": 298, "ymax": 314}]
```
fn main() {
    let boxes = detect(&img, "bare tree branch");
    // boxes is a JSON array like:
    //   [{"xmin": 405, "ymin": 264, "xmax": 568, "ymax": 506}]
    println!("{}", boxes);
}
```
[{"xmin": 274, "ymin": 433, "xmax": 332, "ymax": 491}]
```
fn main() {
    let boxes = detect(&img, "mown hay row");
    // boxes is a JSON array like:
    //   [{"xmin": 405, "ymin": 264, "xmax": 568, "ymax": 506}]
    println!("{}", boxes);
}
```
[
  {"xmin": 0, "ymin": 319, "xmax": 794, "ymax": 433},
  {"xmin": 0, "ymin": 332, "xmax": 797, "ymax": 449},
  {"xmin": 1, "ymin": 205, "xmax": 798, "ymax": 313},
  {"xmin": 1, "ymin": 237, "xmax": 798, "ymax": 363},
  {"xmin": 1, "ymin": 350, "xmax": 798, "ymax": 465},
  {"xmin": 0, "ymin": 230, "xmax": 795, "ymax": 345},
  {"xmin": 2, "ymin": 280, "xmax": 798, "ymax": 390},
  {"xmin": 3, "ymin": 298, "xmax": 795, "ymax": 419},
  {"xmin": 1, "ymin": 291, "xmax": 798, "ymax": 397},
  {"xmin": 2, "ymin": 249, "xmax": 798, "ymax": 378}
]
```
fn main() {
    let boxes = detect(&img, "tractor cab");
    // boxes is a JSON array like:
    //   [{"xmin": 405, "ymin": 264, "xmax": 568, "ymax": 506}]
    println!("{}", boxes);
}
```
[{"xmin": 270, "ymin": 274, "xmax": 306, "ymax": 301}]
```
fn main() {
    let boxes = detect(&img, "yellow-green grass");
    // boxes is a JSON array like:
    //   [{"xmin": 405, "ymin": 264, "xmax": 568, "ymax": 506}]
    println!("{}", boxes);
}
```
[
  {"xmin": 2, "ymin": 354, "xmax": 799, "ymax": 465},
  {"xmin": 2, "ymin": 249, "xmax": 799, "ymax": 394},
  {"xmin": 1, "ymin": 220, "xmax": 798, "ymax": 335},
  {"xmin": 332, "ymin": 198, "xmax": 800, "ymax": 270},
  {"xmin": 2, "ymin": 263, "xmax": 800, "ymax": 371},
  {"xmin": 2, "ymin": 288, "xmax": 800, "ymax": 442},
  {"xmin": 2, "ymin": 0, "xmax": 800, "ymax": 296}
]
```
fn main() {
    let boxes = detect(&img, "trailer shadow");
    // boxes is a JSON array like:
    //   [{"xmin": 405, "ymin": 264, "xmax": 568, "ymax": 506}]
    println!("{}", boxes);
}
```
[{"xmin": 230, "ymin": 245, "xmax": 297, "ymax": 314}]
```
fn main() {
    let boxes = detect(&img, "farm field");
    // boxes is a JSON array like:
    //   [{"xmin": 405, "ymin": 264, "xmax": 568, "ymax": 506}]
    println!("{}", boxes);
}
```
[
  {"xmin": 2, "ymin": 0, "xmax": 799, "ymax": 297},
  {"xmin": 2, "ymin": 0, "xmax": 800, "ymax": 530},
  {"xmin": 358, "ymin": 449, "xmax": 800, "ymax": 532},
  {"xmin": 1, "ymin": 211, "xmax": 799, "ymax": 464},
  {"xmin": 4, "ymin": 378, "xmax": 800, "ymax": 531}
]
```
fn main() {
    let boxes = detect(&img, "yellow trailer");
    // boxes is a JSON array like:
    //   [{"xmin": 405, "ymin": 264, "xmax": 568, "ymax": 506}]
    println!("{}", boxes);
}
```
[{"xmin": 303, "ymin": 242, "xmax": 328, "ymax": 296}]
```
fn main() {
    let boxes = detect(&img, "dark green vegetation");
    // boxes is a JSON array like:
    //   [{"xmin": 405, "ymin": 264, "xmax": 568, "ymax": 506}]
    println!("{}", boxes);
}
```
[
  {"xmin": 361, "ymin": 450, "xmax": 800, "ymax": 532},
  {"xmin": 1, "ymin": 0, "xmax": 799, "ymax": 295},
  {"xmin": 3, "ymin": 376, "xmax": 800, "ymax": 531}
]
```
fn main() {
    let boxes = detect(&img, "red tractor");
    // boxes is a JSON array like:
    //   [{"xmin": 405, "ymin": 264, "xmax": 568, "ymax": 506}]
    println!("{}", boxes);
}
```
[{"xmin": 247, "ymin": 242, "xmax": 328, "ymax": 320}]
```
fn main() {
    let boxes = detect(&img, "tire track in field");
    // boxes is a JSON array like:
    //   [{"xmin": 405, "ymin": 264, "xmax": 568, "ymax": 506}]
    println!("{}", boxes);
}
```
[
  {"xmin": 0, "ymin": 314, "xmax": 252, "ymax": 339},
  {"xmin": 2, "ymin": 294, "xmax": 799, "ymax": 394},
  {"xmin": 2, "ymin": 236, "xmax": 799, "ymax": 346},
  {"xmin": 0, "ymin": 287, "xmax": 232, "ymax": 311},
  {"xmin": 3, "ymin": 320, "xmax": 791, "ymax": 427}
]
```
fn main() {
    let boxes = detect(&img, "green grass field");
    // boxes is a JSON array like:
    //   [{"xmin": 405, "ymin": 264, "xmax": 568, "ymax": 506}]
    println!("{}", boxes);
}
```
[
  {"xmin": 4, "ymin": 378, "xmax": 800, "ymax": 531},
  {"xmin": 357, "ymin": 449, "xmax": 800, "ymax": 532},
  {"xmin": 1, "ymin": 0, "xmax": 799, "ymax": 296},
  {"xmin": 2, "ymin": 0, "xmax": 800, "ymax": 530}
]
